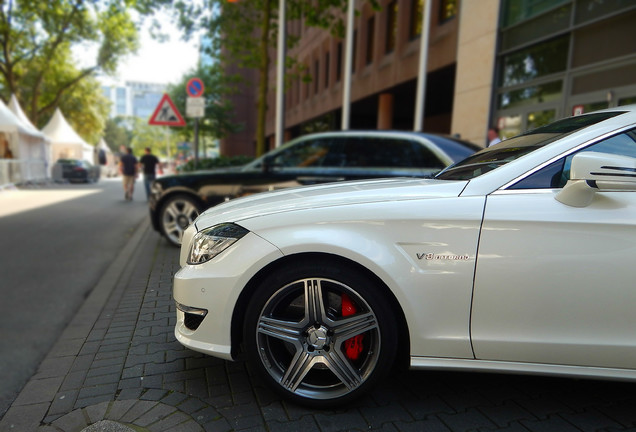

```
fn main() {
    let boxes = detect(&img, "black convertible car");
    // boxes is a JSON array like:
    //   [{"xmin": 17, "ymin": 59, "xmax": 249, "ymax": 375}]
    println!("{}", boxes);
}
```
[{"xmin": 149, "ymin": 130, "xmax": 480, "ymax": 246}]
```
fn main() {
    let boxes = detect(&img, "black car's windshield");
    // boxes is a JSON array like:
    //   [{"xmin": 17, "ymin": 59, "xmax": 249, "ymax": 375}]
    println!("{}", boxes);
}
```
[{"xmin": 436, "ymin": 111, "xmax": 624, "ymax": 181}]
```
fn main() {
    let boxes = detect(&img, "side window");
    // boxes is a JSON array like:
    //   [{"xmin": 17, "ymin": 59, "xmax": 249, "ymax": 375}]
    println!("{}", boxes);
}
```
[
  {"xmin": 511, "ymin": 129, "xmax": 636, "ymax": 189},
  {"xmin": 344, "ymin": 138, "xmax": 445, "ymax": 168},
  {"xmin": 271, "ymin": 138, "xmax": 332, "ymax": 168},
  {"xmin": 320, "ymin": 138, "xmax": 347, "ymax": 167},
  {"xmin": 410, "ymin": 140, "xmax": 447, "ymax": 169}
]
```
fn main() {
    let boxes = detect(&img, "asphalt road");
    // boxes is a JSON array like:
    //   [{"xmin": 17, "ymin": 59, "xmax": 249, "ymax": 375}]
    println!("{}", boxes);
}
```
[{"xmin": 0, "ymin": 178, "xmax": 154, "ymax": 417}]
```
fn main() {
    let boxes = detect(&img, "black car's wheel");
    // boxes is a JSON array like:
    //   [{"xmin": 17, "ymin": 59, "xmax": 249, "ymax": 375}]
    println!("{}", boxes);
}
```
[
  {"xmin": 159, "ymin": 194, "xmax": 201, "ymax": 247},
  {"xmin": 244, "ymin": 260, "xmax": 398, "ymax": 408}
]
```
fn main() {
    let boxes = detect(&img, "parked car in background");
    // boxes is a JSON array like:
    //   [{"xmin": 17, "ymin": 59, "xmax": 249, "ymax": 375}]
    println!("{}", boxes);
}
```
[
  {"xmin": 174, "ymin": 106, "xmax": 636, "ymax": 408},
  {"xmin": 52, "ymin": 159, "xmax": 100, "ymax": 183},
  {"xmin": 150, "ymin": 131, "xmax": 480, "ymax": 246}
]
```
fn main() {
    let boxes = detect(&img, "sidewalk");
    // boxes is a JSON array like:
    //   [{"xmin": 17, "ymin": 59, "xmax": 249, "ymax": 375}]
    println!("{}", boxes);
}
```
[
  {"xmin": 0, "ymin": 221, "xmax": 229, "ymax": 432},
  {"xmin": 3, "ymin": 220, "xmax": 636, "ymax": 431}
]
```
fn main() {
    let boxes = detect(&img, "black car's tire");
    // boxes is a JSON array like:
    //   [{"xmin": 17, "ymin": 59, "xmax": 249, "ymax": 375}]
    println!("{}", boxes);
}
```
[
  {"xmin": 243, "ymin": 259, "xmax": 398, "ymax": 408},
  {"xmin": 159, "ymin": 194, "xmax": 201, "ymax": 247}
]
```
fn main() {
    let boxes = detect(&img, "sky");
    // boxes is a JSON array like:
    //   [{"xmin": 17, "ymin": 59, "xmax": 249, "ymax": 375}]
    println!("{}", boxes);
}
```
[
  {"xmin": 80, "ymin": 11, "xmax": 202, "ymax": 86},
  {"xmin": 116, "ymin": 18, "xmax": 201, "ymax": 84}
]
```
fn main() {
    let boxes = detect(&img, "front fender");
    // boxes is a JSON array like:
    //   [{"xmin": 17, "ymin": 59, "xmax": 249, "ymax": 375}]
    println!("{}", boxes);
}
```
[{"xmin": 241, "ymin": 196, "xmax": 485, "ymax": 359}]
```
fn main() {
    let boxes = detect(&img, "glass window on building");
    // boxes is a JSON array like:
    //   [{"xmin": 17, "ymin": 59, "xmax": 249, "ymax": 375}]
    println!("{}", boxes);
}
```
[
  {"xmin": 572, "ymin": 101, "xmax": 608, "ymax": 116},
  {"xmin": 526, "ymin": 109, "xmax": 556, "ymax": 130},
  {"xmin": 497, "ymin": 114, "xmax": 523, "ymax": 139},
  {"xmin": 385, "ymin": 1, "xmax": 397, "ymax": 54},
  {"xmin": 494, "ymin": 1, "xmax": 636, "ymax": 137},
  {"xmin": 439, "ymin": 0, "xmax": 457, "ymax": 23},
  {"xmin": 501, "ymin": 0, "xmax": 569, "ymax": 28},
  {"xmin": 499, "ymin": 36, "xmax": 569, "ymax": 87},
  {"xmin": 324, "ymin": 52, "xmax": 330, "ymax": 89},
  {"xmin": 498, "ymin": 81, "xmax": 563, "ymax": 111},
  {"xmin": 352, "ymin": 30, "xmax": 358, "ymax": 73},
  {"xmin": 366, "ymin": 16, "xmax": 375, "ymax": 65},
  {"xmin": 574, "ymin": 0, "xmax": 634, "ymax": 24},
  {"xmin": 409, "ymin": 0, "xmax": 423, "ymax": 40},
  {"xmin": 336, "ymin": 42, "xmax": 342, "ymax": 82},
  {"xmin": 314, "ymin": 59, "xmax": 320, "ymax": 94}
]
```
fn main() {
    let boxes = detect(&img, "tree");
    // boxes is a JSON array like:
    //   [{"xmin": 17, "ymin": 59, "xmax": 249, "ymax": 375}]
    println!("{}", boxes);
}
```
[
  {"xmin": 0, "ymin": 0, "xmax": 170, "ymax": 140},
  {"xmin": 173, "ymin": 0, "xmax": 376, "ymax": 156},
  {"xmin": 103, "ymin": 117, "xmax": 133, "ymax": 152}
]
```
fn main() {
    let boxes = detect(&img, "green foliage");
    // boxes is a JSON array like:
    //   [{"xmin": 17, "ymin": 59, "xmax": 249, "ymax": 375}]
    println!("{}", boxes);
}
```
[
  {"xmin": 103, "ymin": 117, "xmax": 133, "ymax": 152},
  {"xmin": 130, "ymin": 117, "xmax": 179, "ymax": 159},
  {"xmin": 0, "ymin": 0, "xmax": 167, "ymax": 142},
  {"xmin": 177, "ymin": 155, "xmax": 255, "ymax": 172},
  {"xmin": 57, "ymin": 73, "xmax": 111, "ymax": 145}
]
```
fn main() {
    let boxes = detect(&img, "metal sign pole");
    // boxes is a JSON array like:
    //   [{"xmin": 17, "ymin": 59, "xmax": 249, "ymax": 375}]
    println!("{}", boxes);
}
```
[
  {"xmin": 194, "ymin": 118, "xmax": 199, "ymax": 170},
  {"xmin": 186, "ymin": 77, "xmax": 205, "ymax": 170}
]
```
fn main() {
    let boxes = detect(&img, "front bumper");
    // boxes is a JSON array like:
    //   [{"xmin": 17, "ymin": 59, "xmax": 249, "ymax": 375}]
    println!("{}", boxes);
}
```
[{"xmin": 173, "ymin": 231, "xmax": 283, "ymax": 361}]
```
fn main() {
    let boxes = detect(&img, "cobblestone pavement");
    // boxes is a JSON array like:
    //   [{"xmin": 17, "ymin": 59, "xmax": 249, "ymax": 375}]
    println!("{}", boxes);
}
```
[{"xmin": 2, "ymin": 221, "xmax": 636, "ymax": 431}]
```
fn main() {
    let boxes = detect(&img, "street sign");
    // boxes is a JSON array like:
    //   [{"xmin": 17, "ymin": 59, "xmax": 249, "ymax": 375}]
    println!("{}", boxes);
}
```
[
  {"xmin": 148, "ymin": 94, "xmax": 186, "ymax": 126},
  {"xmin": 186, "ymin": 78, "xmax": 205, "ymax": 98},
  {"xmin": 186, "ymin": 97, "xmax": 205, "ymax": 118}
]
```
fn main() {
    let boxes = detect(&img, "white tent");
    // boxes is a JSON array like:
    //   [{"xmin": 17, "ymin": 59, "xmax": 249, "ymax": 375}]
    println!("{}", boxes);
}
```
[
  {"xmin": 8, "ymin": 94, "xmax": 51, "ymax": 180},
  {"xmin": 0, "ymin": 98, "xmax": 48, "ymax": 187},
  {"xmin": 41, "ymin": 108, "xmax": 94, "ymax": 164}
]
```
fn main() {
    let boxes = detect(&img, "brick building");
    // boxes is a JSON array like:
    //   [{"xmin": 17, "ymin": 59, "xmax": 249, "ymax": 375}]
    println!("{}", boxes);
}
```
[{"xmin": 220, "ymin": 0, "xmax": 636, "ymax": 156}]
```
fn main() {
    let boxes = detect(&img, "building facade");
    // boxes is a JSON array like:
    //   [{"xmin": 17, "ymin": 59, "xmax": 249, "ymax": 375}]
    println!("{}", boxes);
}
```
[
  {"xmin": 102, "ymin": 81, "xmax": 166, "ymax": 120},
  {"xmin": 221, "ymin": 0, "xmax": 636, "ymax": 156}
]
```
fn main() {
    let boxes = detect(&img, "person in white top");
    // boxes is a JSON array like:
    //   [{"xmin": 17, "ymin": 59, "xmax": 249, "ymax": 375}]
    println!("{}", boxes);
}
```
[{"xmin": 488, "ymin": 127, "xmax": 501, "ymax": 147}]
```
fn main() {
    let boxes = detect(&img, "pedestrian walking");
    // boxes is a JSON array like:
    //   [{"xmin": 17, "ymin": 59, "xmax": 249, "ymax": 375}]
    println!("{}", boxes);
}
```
[
  {"xmin": 139, "ymin": 147, "xmax": 161, "ymax": 200},
  {"xmin": 119, "ymin": 147, "xmax": 138, "ymax": 201}
]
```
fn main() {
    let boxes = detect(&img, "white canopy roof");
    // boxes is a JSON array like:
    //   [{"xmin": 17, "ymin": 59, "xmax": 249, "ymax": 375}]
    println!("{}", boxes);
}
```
[
  {"xmin": 42, "ymin": 108, "xmax": 91, "ymax": 148},
  {"xmin": 0, "ymin": 98, "xmax": 33, "ymax": 136},
  {"xmin": 0, "ymin": 97, "xmax": 50, "ymax": 183},
  {"xmin": 42, "ymin": 108, "xmax": 94, "ymax": 163},
  {"xmin": 8, "ymin": 94, "xmax": 46, "ymax": 139}
]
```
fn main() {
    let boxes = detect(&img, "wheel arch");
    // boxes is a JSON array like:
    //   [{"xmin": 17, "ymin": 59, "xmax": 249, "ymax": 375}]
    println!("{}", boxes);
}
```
[{"xmin": 229, "ymin": 252, "xmax": 411, "ymax": 370}]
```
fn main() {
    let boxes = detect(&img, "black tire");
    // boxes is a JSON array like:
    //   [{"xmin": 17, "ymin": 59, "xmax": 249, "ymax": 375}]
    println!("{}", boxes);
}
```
[
  {"xmin": 159, "ymin": 194, "xmax": 201, "ymax": 247},
  {"xmin": 243, "ymin": 259, "xmax": 398, "ymax": 408}
]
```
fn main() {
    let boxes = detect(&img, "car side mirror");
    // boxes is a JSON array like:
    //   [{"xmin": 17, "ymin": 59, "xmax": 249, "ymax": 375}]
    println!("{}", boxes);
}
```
[{"xmin": 556, "ymin": 151, "xmax": 636, "ymax": 207}]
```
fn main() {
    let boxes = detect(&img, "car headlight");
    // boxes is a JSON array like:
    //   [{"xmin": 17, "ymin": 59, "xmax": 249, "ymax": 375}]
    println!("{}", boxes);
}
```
[{"xmin": 187, "ymin": 223, "xmax": 249, "ymax": 265}]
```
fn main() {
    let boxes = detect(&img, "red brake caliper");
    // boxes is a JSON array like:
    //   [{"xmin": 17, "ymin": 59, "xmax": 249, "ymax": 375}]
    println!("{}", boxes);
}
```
[{"xmin": 341, "ymin": 293, "xmax": 364, "ymax": 360}]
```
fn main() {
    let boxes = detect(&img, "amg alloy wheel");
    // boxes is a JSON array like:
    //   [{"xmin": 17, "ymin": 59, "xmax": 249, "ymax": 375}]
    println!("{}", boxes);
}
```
[
  {"xmin": 160, "ymin": 195, "xmax": 200, "ymax": 247},
  {"xmin": 244, "ymin": 262, "xmax": 397, "ymax": 407}
]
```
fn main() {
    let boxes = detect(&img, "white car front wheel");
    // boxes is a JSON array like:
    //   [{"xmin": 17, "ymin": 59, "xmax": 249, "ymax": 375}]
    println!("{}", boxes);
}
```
[{"xmin": 243, "ymin": 260, "xmax": 398, "ymax": 408}]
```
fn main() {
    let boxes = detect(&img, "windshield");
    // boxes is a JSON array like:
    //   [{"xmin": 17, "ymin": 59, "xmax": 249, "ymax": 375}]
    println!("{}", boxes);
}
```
[{"xmin": 436, "ymin": 111, "xmax": 624, "ymax": 181}]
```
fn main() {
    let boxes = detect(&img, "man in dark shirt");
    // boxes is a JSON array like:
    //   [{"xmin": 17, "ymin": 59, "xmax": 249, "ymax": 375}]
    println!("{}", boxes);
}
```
[
  {"xmin": 119, "ymin": 147, "xmax": 138, "ymax": 201},
  {"xmin": 139, "ymin": 147, "xmax": 160, "ymax": 200}
]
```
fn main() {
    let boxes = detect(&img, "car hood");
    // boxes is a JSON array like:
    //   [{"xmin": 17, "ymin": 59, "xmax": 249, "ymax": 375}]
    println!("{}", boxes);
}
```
[{"xmin": 194, "ymin": 177, "xmax": 468, "ymax": 229}]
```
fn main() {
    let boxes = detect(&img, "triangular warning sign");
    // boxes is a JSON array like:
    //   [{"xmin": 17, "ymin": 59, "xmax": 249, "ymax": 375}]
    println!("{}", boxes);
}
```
[{"xmin": 148, "ymin": 93, "xmax": 186, "ymax": 126}]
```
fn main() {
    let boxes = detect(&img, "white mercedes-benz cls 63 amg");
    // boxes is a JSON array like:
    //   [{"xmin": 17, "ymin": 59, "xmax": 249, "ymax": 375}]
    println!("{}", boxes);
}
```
[{"xmin": 174, "ymin": 106, "xmax": 636, "ymax": 407}]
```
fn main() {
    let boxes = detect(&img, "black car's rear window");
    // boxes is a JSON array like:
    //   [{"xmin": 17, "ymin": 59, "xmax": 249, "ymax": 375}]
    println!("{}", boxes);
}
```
[
  {"xmin": 425, "ymin": 135, "xmax": 482, "ymax": 162},
  {"xmin": 436, "ymin": 111, "xmax": 625, "ymax": 181}
]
